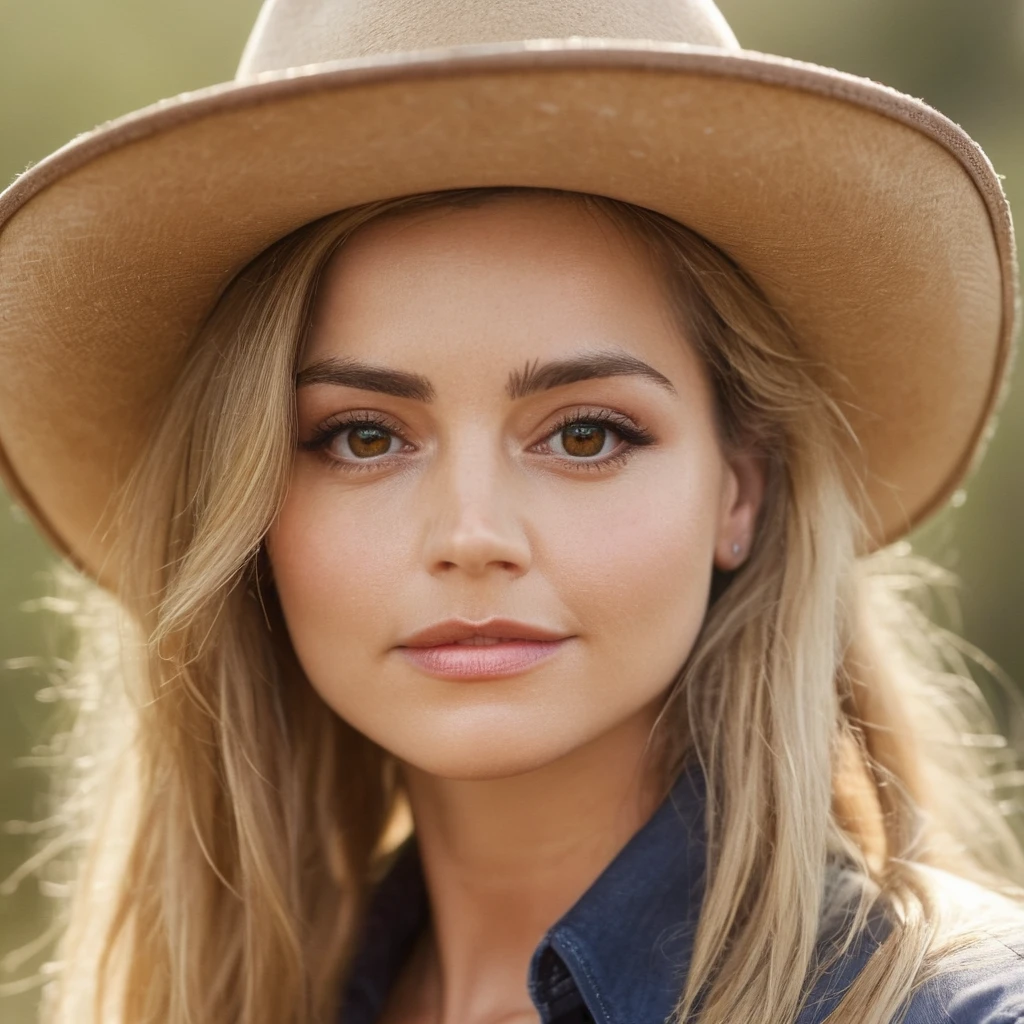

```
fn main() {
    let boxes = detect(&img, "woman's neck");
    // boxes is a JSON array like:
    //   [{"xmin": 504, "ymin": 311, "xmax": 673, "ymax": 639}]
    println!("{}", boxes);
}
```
[{"xmin": 396, "ymin": 702, "xmax": 665, "ymax": 1024}]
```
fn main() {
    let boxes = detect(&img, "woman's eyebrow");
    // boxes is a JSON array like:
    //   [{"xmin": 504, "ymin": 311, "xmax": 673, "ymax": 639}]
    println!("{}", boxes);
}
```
[{"xmin": 295, "ymin": 349, "xmax": 677, "ymax": 401}]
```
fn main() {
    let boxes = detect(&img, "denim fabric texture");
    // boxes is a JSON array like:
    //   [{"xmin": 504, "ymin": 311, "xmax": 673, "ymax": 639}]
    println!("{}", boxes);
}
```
[{"xmin": 338, "ymin": 764, "xmax": 1024, "ymax": 1024}]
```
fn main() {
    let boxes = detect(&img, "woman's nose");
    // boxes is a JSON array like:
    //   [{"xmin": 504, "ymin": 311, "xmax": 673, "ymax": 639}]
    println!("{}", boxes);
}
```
[{"xmin": 417, "ymin": 439, "xmax": 532, "ymax": 578}]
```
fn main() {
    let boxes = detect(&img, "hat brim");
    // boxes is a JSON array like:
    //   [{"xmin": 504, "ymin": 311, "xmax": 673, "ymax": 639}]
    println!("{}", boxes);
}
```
[{"xmin": 0, "ymin": 41, "xmax": 1017, "ymax": 588}]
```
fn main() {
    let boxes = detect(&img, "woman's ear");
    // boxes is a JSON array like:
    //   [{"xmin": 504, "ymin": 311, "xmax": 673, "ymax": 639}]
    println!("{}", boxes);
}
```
[{"xmin": 713, "ymin": 449, "xmax": 766, "ymax": 572}]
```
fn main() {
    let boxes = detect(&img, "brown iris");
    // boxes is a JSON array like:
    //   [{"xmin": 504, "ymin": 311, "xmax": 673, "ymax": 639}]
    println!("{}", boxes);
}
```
[
  {"xmin": 347, "ymin": 426, "xmax": 392, "ymax": 458},
  {"xmin": 561, "ymin": 423, "xmax": 605, "ymax": 458}
]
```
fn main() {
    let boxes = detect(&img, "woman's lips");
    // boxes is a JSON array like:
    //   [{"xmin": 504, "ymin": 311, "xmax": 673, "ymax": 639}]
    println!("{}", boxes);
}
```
[{"xmin": 396, "ymin": 638, "xmax": 570, "ymax": 680}]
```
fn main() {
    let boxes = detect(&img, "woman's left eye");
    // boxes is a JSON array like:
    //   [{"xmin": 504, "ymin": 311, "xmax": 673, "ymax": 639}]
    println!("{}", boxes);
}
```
[
  {"xmin": 300, "ymin": 409, "xmax": 656, "ymax": 473},
  {"xmin": 537, "ymin": 411, "xmax": 657, "ymax": 469},
  {"xmin": 545, "ymin": 420, "xmax": 627, "ymax": 461}
]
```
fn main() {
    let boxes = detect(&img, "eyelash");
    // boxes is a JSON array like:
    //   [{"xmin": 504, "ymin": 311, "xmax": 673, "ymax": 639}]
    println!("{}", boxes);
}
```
[{"xmin": 299, "ymin": 407, "xmax": 657, "ymax": 474}]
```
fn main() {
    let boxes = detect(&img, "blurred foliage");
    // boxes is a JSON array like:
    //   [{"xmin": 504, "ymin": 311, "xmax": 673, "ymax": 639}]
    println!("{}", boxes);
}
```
[{"xmin": 0, "ymin": 1, "xmax": 1021, "ymax": 1020}]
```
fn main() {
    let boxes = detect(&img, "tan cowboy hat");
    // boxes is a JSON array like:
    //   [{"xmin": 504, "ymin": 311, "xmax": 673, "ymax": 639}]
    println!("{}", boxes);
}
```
[{"xmin": 0, "ymin": 0, "xmax": 1017, "ymax": 589}]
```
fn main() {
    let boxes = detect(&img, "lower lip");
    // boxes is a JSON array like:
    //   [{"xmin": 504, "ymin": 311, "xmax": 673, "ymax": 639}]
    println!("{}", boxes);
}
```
[{"xmin": 397, "ymin": 639, "xmax": 570, "ymax": 679}]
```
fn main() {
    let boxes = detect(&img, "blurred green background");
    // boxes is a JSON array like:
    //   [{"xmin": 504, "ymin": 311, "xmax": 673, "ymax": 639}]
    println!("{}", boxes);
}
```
[{"xmin": 0, "ymin": 1, "xmax": 1022, "ymax": 1020}]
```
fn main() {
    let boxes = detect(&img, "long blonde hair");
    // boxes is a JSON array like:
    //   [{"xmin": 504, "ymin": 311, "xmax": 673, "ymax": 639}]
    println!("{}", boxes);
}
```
[{"xmin": 11, "ymin": 187, "xmax": 1024, "ymax": 1024}]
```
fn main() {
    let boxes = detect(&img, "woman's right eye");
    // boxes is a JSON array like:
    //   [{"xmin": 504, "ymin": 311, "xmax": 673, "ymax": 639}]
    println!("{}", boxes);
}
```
[
  {"xmin": 329, "ymin": 424, "xmax": 404, "ymax": 461},
  {"xmin": 298, "ymin": 414, "xmax": 410, "ymax": 472}
]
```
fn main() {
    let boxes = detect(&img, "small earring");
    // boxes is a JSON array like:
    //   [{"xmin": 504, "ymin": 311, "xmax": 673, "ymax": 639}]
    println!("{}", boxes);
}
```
[{"xmin": 731, "ymin": 542, "xmax": 742, "ymax": 556}]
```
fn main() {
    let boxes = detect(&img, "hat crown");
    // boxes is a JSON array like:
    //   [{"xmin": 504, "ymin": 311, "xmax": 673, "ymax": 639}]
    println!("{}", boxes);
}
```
[{"xmin": 237, "ymin": 0, "xmax": 741, "ymax": 77}]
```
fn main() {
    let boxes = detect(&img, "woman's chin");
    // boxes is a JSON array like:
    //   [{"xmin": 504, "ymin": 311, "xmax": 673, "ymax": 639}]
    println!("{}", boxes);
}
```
[
  {"xmin": 378, "ymin": 723, "xmax": 589, "ymax": 782},
  {"xmin": 401, "ymin": 753, "xmax": 561, "ymax": 782}
]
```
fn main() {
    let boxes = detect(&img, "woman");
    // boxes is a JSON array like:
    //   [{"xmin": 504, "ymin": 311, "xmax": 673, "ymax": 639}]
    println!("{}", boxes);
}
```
[{"xmin": 0, "ymin": 1, "xmax": 1022, "ymax": 1023}]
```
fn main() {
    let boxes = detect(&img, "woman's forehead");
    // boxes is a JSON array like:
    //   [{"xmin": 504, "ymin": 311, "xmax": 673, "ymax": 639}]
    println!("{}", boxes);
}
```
[{"xmin": 302, "ymin": 195, "xmax": 696, "ymax": 389}]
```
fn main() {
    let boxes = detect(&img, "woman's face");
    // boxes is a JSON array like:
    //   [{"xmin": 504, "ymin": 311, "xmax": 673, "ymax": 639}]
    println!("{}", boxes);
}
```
[{"xmin": 265, "ymin": 195, "xmax": 763, "ymax": 781}]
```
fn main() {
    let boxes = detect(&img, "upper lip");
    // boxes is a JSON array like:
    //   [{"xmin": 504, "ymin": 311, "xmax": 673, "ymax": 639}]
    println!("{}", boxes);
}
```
[{"xmin": 398, "ymin": 617, "xmax": 571, "ymax": 648}]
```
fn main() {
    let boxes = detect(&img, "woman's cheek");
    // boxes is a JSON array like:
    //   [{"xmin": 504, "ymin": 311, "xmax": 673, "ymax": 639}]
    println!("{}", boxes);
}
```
[
  {"xmin": 538, "ymin": 457, "xmax": 720, "ymax": 610},
  {"xmin": 267, "ymin": 479, "xmax": 405, "ymax": 644}
]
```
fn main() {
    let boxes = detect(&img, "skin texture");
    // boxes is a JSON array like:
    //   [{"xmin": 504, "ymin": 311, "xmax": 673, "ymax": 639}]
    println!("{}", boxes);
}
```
[{"xmin": 265, "ymin": 195, "xmax": 765, "ymax": 1024}]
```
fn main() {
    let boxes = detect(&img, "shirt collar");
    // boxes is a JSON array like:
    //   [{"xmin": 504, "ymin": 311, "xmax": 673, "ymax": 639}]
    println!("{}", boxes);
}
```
[
  {"xmin": 535, "ymin": 765, "xmax": 708, "ymax": 1023},
  {"xmin": 340, "ymin": 761, "xmax": 710, "ymax": 1024},
  {"xmin": 338, "ymin": 762, "xmax": 888, "ymax": 1024}
]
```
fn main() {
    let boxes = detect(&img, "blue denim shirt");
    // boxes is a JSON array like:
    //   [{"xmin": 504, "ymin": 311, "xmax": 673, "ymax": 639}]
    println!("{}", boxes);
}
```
[{"xmin": 338, "ymin": 765, "xmax": 1024, "ymax": 1023}]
